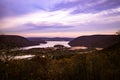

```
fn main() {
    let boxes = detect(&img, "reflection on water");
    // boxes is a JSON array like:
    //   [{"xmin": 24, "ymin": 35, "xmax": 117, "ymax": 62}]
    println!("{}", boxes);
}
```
[
  {"xmin": 14, "ymin": 55, "xmax": 35, "ymax": 59},
  {"xmin": 22, "ymin": 41, "xmax": 70, "ymax": 50}
]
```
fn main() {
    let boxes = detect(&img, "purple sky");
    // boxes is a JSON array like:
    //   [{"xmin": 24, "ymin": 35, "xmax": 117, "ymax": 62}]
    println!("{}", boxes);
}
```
[{"xmin": 0, "ymin": 0, "xmax": 120, "ymax": 37}]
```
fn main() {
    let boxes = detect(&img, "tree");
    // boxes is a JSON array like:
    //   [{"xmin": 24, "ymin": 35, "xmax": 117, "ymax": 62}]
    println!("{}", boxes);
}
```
[
  {"xmin": 116, "ymin": 30, "xmax": 120, "ymax": 35},
  {"xmin": 54, "ymin": 44, "xmax": 65, "ymax": 49}
]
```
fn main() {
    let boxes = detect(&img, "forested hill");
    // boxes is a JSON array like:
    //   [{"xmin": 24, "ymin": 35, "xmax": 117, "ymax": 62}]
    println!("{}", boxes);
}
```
[
  {"xmin": 0, "ymin": 35, "xmax": 40, "ymax": 49},
  {"xmin": 104, "ymin": 39, "xmax": 120, "ymax": 50},
  {"xmin": 69, "ymin": 35, "xmax": 120, "ymax": 48}
]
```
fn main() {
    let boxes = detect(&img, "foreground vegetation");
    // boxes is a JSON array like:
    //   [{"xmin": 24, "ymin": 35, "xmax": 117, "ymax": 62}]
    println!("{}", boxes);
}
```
[{"xmin": 0, "ymin": 44, "xmax": 120, "ymax": 80}]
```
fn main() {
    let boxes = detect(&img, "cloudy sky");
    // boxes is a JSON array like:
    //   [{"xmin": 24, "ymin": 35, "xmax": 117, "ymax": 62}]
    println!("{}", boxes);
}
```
[{"xmin": 0, "ymin": 0, "xmax": 120, "ymax": 37}]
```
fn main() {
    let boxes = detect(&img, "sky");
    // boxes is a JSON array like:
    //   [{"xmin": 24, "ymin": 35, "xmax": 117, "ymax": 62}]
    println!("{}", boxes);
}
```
[{"xmin": 0, "ymin": 0, "xmax": 120, "ymax": 37}]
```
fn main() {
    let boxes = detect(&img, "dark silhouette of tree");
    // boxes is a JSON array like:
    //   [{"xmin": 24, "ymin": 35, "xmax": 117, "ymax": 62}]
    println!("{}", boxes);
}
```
[{"xmin": 116, "ymin": 30, "xmax": 120, "ymax": 35}]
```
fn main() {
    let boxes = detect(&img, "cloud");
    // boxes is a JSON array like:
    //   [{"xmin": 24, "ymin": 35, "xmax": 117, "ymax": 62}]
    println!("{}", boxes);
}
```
[
  {"xmin": 0, "ymin": 0, "xmax": 79, "ymax": 18},
  {"xmin": 0, "ymin": 0, "xmax": 120, "ymax": 18},
  {"xmin": 0, "ymin": 0, "xmax": 120, "ymax": 37},
  {"xmin": 0, "ymin": 0, "xmax": 58, "ymax": 18},
  {"xmin": 0, "ymin": 0, "xmax": 38, "ymax": 18},
  {"xmin": 54, "ymin": 0, "xmax": 120, "ymax": 14},
  {"xmin": 0, "ymin": 7, "xmax": 120, "ymax": 31},
  {"xmin": 0, "ymin": 9, "xmax": 73, "ymax": 29}
]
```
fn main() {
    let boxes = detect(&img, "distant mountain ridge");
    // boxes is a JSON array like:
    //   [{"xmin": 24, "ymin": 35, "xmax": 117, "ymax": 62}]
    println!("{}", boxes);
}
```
[
  {"xmin": 0, "ymin": 35, "xmax": 41, "ymax": 49},
  {"xmin": 69, "ymin": 35, "xmax": 120, "ymax": 48},
  {"xmin": 27, "ymin": 37, "xmax": 73, "ymax": 41}
]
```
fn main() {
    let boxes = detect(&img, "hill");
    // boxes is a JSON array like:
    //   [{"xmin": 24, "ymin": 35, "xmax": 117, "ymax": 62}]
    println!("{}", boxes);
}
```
[
  {"xmin": 0, "ymin": 35, "xmax": 40, "ymax": 49},
  {"xmin": 103, "ymin": 39, "xmax": 120, "ymax": 50},
  {"xmin": 69, "ymin": 35, "xmax": 120, "ymax": 48}
]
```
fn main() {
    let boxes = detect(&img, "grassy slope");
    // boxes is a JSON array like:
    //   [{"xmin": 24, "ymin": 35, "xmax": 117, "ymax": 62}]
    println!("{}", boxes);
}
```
[{"xmin": 0, "ymin": 43, "xmax": 120, "ymax": 80}]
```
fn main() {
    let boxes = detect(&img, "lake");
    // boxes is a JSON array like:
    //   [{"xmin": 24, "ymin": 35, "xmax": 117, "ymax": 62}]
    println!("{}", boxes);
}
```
[
  {"xmin": 22, "ymin": 41, "xmax": 70, "ymax": 50},
  {"xmin": 11, "ymin": 41, "xmax": 70, "ymax": 59}
]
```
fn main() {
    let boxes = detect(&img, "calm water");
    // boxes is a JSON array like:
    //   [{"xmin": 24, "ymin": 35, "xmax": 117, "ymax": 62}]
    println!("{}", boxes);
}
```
[
  {"xmin": 13, "ymin": 41, "xmax": 70, "ymax": 59},
  {"xmin": 14, "ymin": 55, "xmax": 35, "ymax": 59},
  {"xmin": 22, "ymin": 41, "xmax": 70, "ymax": 50}
]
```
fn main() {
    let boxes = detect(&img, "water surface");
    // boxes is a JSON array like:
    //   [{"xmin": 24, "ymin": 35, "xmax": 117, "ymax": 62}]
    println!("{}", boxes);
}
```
[{"xmin": 22, "ymin": 41, "xmax": 70, "ymax": 50}]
